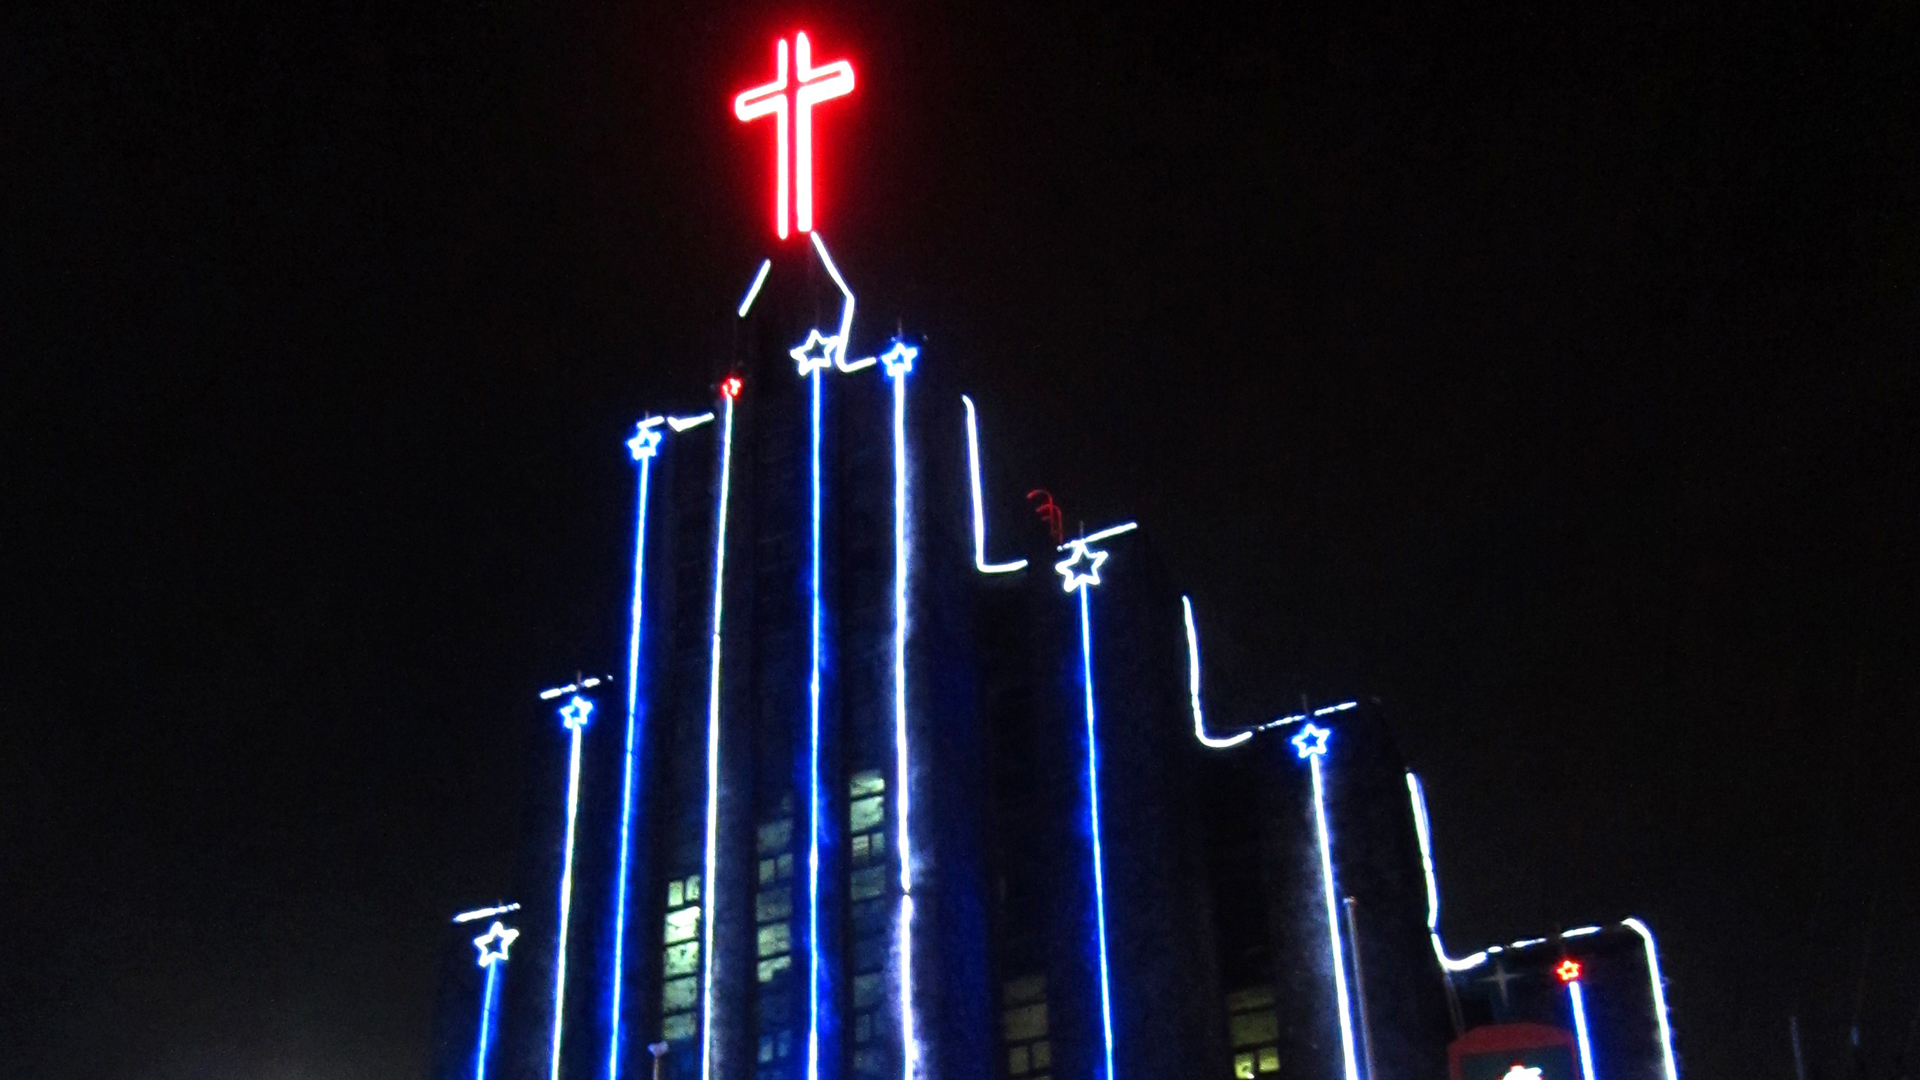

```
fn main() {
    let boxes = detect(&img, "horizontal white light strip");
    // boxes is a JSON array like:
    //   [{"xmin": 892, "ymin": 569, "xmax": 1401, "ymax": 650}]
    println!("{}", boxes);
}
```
[
  {"xmin": 1058, "ymin": 521, "xmax": 1138, "ymax": 549},
  {"xmin": 539, "ymin": 676, "xmax": 606, "ymax": 700},
  {"xmin": 670, "ymin": 413, "xmax": 716, "ymax": 432},
  {"xmin": 453, "ymin": 903, "xmax": 521, "ymax": 924}
]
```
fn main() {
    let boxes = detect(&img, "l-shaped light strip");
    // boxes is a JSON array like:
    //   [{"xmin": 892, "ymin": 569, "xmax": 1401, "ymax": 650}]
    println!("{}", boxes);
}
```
[
  {"xmin": 1180, "ymin": 597, "xmax": 1252, "ymax": 748},
  {"xmin": 1409, "ymin": 774, "xmax": 1681, "ymax": 1078},
  {"xmin": 961, "ymin": 396, "xmax": 1028, "ymax": 573},
  {"xmin": 809, "ymin": 232, "xmax": 869, "ymax": 372},
  {"xmin": 700, "ymin": 390, "xmax": 739, "ymax": 1080}
]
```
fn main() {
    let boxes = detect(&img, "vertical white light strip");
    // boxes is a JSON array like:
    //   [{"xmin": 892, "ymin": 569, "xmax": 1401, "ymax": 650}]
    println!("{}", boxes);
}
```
[
  {"xmin": 700, "ymin": 393, "xmax": 739, "ymax": 1080},
  {"xmin": 608, "ymin": 444, "xmax": 655, "ymax": 1080},
  {"xmin": 1404, "ymin": 773, "xmax": 1489, "ymax": 972},
  {"xmin": 806, "ymin": 364, "xmax": 824, "ymax": 1080},
  {"xmin": 476, "ymin": 961, "xmax": 501, "ymax": 1080},
  {"xmin": 1179, "ymin": 596, "xmax": 1252, "ymax": 749},
  {"xmin": 1569, "ymin": 980, "xmax": 1599, "ymax": 1080},
  {"xmin": 551, "ymin": 696, "xmax": 593, "ymax": 1080},
  {"xmin": 890, "ymin": 356, "xmax": 919, "ymax": 1080},
  {"xmin": 1623, "ymin": 918, "xmax": 1680, "ymax": 1080},
  {"xmin": 1077, "ymin": 588, "xmax": 1118, "ymax": 1080},
  {"xmin": 1308, "ymin": 751, "xmax": 1363, "ymax": 1080},
  {"xmin": 960, "ymin": 396, "xmax": 1028, "ymax": 574}
]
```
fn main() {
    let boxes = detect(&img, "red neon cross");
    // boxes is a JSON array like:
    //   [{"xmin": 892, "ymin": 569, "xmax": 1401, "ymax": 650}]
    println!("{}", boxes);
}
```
[{"xmin": 734, "ymin": 32, "xmax": 855, "ymax": 239}]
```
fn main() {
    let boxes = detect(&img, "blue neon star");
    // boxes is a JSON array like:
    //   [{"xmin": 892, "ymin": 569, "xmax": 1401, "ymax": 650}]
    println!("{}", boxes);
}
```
[
  {"xmin": 1291, "ymin": 722, "xmax": 1331, "ymax": 759},
  {"xmin": 1053, "ymin": 541, "xmax": 1109, "ymax": 593},
  {"xmin": 627, "ymin": 422, "xmax": 663, "ymax": 461},
  {"xmin": 560, "ymin": 695, "xmax": 593, "ymax": 731},
  {"xmin": 789, "ymin": 328, "xmax": 842, "ymax": 375},
  {"xmin": 473, "ymin": 921, "xmax": 519, "ymax": 967},
  {"xmin": 879, "ymin": 341, "xmax": 917, "ymax": 379}
]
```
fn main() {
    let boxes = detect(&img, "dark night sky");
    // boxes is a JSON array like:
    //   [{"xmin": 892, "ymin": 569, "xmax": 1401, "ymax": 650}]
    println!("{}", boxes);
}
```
[{"xmin": 4, "ymin": 2, "xmax": 1916, "ymax": 1078}]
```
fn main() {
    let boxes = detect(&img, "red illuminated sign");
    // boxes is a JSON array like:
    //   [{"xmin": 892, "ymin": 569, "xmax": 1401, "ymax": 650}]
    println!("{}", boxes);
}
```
[
  {"xmin": 734, "ymin": 32, "xmax": 855, "ymax": 239},
  {"xmin": 1555, "ymin": 959, "xmax": 1582, "ymax": 983}
]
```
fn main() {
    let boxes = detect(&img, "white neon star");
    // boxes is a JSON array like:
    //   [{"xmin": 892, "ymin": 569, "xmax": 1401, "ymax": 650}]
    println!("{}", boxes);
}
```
[
  {"xmin": 789, "ymin": 328, "xmax": 842, "ymax": 375},
  {"xmin": 879, "ymin": 341, "xmax": 917, "ymax": 378},
  {"xmin": 1291, "ymin": 722, "xmax": 1331, "ymax": 759},
  {"xmin": 473, "ymin": 921, "xmax": 519, "ymax": 968},
  {"xmin": 627, "ymin": 422, "xmax": 663, "ymax": 461},
  {"xmin": 1499, "ymin": 1067, "xmax": 1542, "ymax": 1080},
  {"xmin": 560, "ymin": 695, "xmax": 593, "ymax": 730},
  {"xmin": 1054, "ymin": 541, "xmax": 1109, "ymax": 593}
]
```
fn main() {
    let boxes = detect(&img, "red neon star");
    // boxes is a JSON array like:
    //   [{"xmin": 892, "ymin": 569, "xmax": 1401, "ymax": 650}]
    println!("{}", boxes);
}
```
[
  {"xmin": 734, "ymin": 32, "xmax": 855, "ymax": 239},
  {"xmin": 1556, "ymin": 959, "xmax": 1582, "ymax": 982}
]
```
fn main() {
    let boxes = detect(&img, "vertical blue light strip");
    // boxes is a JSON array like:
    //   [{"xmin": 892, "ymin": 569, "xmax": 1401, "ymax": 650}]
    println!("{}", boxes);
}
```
[
  {"xmin": 889, "ymin": 355, "xmax": 918, "ymax": 1080},
  {"xmin": 1308, "ymin": 752, "xmax": 1364, "ymax": 1080},
  {"xmin": 700, "ymin": 396, "xmax": 738, "ymax": 1080},
  {"xmin": 608, "ymin": 450, "xmax": 655, "ymax": 1080},
  {"xmin": 1076, "ymin": 588, "xmax": 1118, "ymax": 1080},
  {"xmin": 551, "ymin": 696, "xmax": 593, "ymax": 1080},
  {"xmin": 1569, "ymin": 980, "xmax": 1599, "ymax": 1080},
  {"xmin": 806, "ymin": 365, "xmax": 824, "ymax": 1080},
  {"xmin": 476, "ymin": 962, "xmax": 501, "ymax": 1080}
]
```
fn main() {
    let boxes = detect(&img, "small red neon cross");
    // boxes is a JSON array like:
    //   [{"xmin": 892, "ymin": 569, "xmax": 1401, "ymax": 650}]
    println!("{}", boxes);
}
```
[{"xmin": 734, "ymin": 32, "xmax": 855, "ymax": 239}]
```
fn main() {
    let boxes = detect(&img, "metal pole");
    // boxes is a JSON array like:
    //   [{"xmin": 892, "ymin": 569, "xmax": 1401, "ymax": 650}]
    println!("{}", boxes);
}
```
[
  {"xmin": 1344, "ymin": 896, "xmax": 1378, "ymax": 1080},
  {"xmin": 649, "ymin": 1041, "xmax": 669, "ymax": 1080}
]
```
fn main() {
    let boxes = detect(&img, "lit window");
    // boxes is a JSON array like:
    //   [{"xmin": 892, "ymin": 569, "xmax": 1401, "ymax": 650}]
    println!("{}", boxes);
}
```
[
  {"xmin": 1234, "ymin": 1053, "xmax": 1255, "ymax": 1079},
  {"xmin": 850, "ymin": 865, "xmax": 887, "ymax": 901},
  {"xmin": 663, "ymin": 941, "xmax": 699, "ymax": 976},
  {"xmin": 1229, "ymin": 1012, "xmax": 1279, "ymax": 1047},
  {"xmin": 1257, "ymin": 1048, "xmax": 1280, "ymax": 1073},
  {"xmin": 662, "ymin": 976, "xmax": 698, "ymax": 1011},
  {"xmin": 758, "ymin": 819, "xmax": 793, "ymax": 854},
  {"xmin": 757, "ymin": 923, "xmax": 791, "ymax": 958},
  {"xmin": 1010, "ymin": 1047, "xmax": 1030, "ymax": 1075},
  {"xmin": 1004, "ymin": 975, "xmax": 1046, "ymax": 1004},
  {"xmin": 757, "ymin": 890, "xmax": 792, "ymax": 921},
  {"xmin": 685, "ymin": 875, "xmax": 700, "ymax": 901},
  {"xmin": 849, "ymin": 770, "xmax": 886, "ymax": 796},
  {"xmin": 662, "ymin": 1013, "xmax": 696, "ymax": 1041},
  {"xmin": 1031, "ymin": 1041, "xmax": 1051, "ymax": 1068},
  {"xmin": 849, "ymin": 795, "xmax": 885, "ymax": 833},
  {"xmin": 759, "ymin": 859, "xmax": 776, "ymax": 884},
  {"xmin": 853, "ymin": 972, "xmax": 883, "ymax": 1009},
  {"xmin": 664, "ymin": 906, "xmax": 700, "ymax": 944},
  {"xmin": 1002, "ymin": 1003, "xmax": 1048, "ymax": 1042},
  {"xmin": 757, "ymin": 955, "xmax": 792, "ymax": 983},
  {"xmin": 668, "ymin": 880, "xmax": 684, "ymax": 907}
]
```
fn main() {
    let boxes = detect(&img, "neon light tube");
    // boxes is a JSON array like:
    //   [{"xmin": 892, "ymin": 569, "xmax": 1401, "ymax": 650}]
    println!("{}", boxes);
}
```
[
  {"xmin": 453, "ymin": 903, "xmax": 521, "ymax": 924},
  {"xmin": 806, "ymin": 361, "xmax": 824, "ymax": 1080},
  {"xmin": 1296, "ymin": 727, "xmax": 1361, "ymax": 1080},
  {"xmin": 550, "ymin": 695, "xmax": 594, "ymax": 1080},
  {"xmin": 1569, "ymin": 980, "xmax": 1598, "ymax": 1080},
  {"xmin": 885, "ymin": 344, "xmax": 920, "ymax": 1080},
  {"xmin": 1179, "ymin": 597, "xmax": 1252, "ymax": 749},
  {"xmin": 540, "ymin": 676, "xmax": 606, "ymax": 700},
  {"xmin": 1060, "ymin": 521, "xmax": 1137, "ymax": 549},
  {"xmin": 793, "ymin": 34, "xmax": 853, "ymax": 235},
  {"xmin": 1405, "ymin": 773, "xmax": 1490, "ymax": 972},
  {"xmin": 1622, "ymin": 918, "xmax": 1680, "ymax": 1080},
  {"xmin": 960, "ymin": 396, "xmax": 1027, "ymax": 573},
  {"xmin": 699, "ymin": 393, "xmax": 737, "ymax": 1080},
  {"xmin": 473, "ymin": 920, "xmax": 517, "ymax": 1080},
  {"xmin": 738, "ymin": 259, "xmax": 772, "ymax": 317},
  {"xmin": 669, "ymin": 413, "xmax": 716, "ymax": 433},
  {"xmin": 1562, "ymin": 926, "xmax": 1603, "ymax": 938},
  {"xmin": 476, "ymin": 961, "xmax": 501, "ymax": 1080},
  {"xmin": 607, "ymin": 432, "xmax": 657, "ymax": 1080},
  {"xmin": 733, "ymin": 39, "xmax": 791, "ymax": 239},
  {"xmin": 807, "ymin": 232, "xmax": 864, "ymax": 371},
  {"xmin": 1075, "ymin": 586, "xmax": 1119, "ymax": 1080}
]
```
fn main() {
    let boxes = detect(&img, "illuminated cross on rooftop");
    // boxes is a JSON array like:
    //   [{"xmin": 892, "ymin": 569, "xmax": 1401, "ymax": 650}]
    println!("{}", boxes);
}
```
[{"xmin": 734, "ymin": 31, "xmax": 855, "ymax": 239}]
